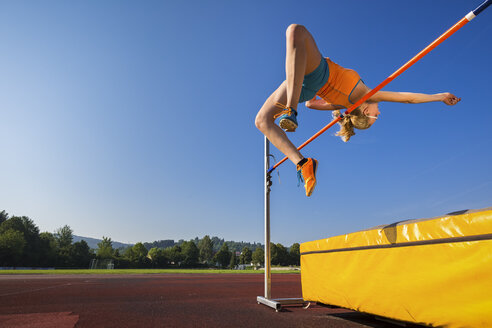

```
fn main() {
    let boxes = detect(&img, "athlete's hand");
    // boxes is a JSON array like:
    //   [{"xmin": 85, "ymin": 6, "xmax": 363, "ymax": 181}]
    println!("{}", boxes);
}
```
[{"xmin": 441, "ymin": 93, "xmax": 461, "ymax": 106}]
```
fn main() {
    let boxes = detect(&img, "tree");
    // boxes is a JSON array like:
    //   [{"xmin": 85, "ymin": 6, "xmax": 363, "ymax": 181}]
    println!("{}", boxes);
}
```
[
  {"xmin": 252, "ymin": 247, "xmax": 264, "ymax": 266},
  {"xmin": 239, "ymin": 247, "xmax": 252, "ymax": 264},
  {"xmin": 213, "ymin": 243, "xmax": 231, "ymax": 268},
  {"xmin": 21, "ymin": 216, "xmax": 41, "ymax": 266},
  {"xmin": 130, "ymin": 242, "xmax": 150, "ymax": 268},
  {"xmin": 0, "ymin": 216, "xmax": 24, "ymax": 234},
  {"xmin": 270, "ymin": 243, "xmax": 279, "ymax": 265},
  {"xmin": 181, "ymin": 241, "xmax": 199, "ymax": 267},
  {"xmin": 55, "ymin": 225, "xmax": 73, "ymax": 249},
  {"xmin": 71, "ymin": 240, "xmax": 92, "ymax": 268},
  {"xmin": 274, "ymin": 243, "xmax": 289, "ymax": 266},
  {"xmin": 132, "ymin": 242, "xmax": 148, "ymax": 258},
  {"xmin": 211, "ymin": 236, "xmax": 225, "ymax": 252},
  {"xmin": 1, "ymin": 216, "xmax": 41, "ymax": 266},
  {"xmin": 144, "ymin": 240, "xmax": 175, "ymax": 250},
  {"xmin": 0, "ymin": 229, "xmax": 26, "ymax": 266},
  {"xmin": 229, "ymin": 251, "xmax": 237, "ymax": 269},
  {"xmin": 0, "ymin": 210, "xmax": 8, "ymax": 225},
  {"xmin": 163, "ymin": 245, "xmax": 183, "ymax": 266},
  {"xmin": 39, "ymin": 232, "xmax": 58, "ymax": 267},
  {"xmin": 289, "ymin": 243, "xmax": 300, "ymax": 266},
  {"xmin": 55, "ymin": 225, "xmax": 74, "ymax": 266},
  {"xmin": 198, "ymin": 235, "xmax": 213, "ymax": 264},
  {"xmin": 148, "ymin": 247, "xmax": 168, "ymax": 268},
  {"xmin": 96, "ymin": 236, "xmax": 114, "ymax": 259}
]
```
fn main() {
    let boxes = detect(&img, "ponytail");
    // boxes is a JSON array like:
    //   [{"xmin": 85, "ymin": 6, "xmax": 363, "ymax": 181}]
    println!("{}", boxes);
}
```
[{"xmin": 332, "ymin": 110, "xmax": 356, "ymax": 142}]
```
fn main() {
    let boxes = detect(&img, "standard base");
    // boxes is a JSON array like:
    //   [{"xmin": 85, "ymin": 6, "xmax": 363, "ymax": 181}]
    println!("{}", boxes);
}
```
[{"xmin": 257, "ymin": 296, "xmax": 308, "ymax": 312}]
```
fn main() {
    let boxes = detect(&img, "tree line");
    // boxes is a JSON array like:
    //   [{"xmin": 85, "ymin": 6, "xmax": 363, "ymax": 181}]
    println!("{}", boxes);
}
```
[
  {"xmin": 143, "ymin": 237, "xmax": 262, "ymax": 254},
  {"xmin": 0, "ymin": 210, "xmax": 300, "ymax": 269}
]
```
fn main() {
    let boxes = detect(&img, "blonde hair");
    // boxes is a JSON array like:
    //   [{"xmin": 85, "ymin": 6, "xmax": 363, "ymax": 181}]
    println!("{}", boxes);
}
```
[{"xmin": 332, "ymin": 107, "xmax": 371, "ymax": 142}]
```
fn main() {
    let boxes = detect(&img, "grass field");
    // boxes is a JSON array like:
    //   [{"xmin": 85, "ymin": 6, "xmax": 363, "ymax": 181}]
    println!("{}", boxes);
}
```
[{"xmin": 0, "ymin": 268, "xmax": 300, "ymax": 275}]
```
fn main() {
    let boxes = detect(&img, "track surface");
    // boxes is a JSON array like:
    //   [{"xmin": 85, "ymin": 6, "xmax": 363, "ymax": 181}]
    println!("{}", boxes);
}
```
[{"xmin": 0, "ymin": 273, "xmax": 411, "ymax": 328}]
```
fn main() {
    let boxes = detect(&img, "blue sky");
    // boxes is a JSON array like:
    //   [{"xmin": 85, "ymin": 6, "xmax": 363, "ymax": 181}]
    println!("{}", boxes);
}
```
[{"xmin": 1, "ymin": 1, "xmax": 491, "ymax": 246}]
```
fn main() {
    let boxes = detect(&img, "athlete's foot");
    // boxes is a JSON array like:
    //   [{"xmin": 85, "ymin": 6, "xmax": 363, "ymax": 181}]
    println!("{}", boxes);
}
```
[
  {"xmin": 297, "ymin": 158, "xmax": 318, "ymax": 197},
  {"xmin": 274, "ymin": 103, "xmax": 298, "ymax": 132}
]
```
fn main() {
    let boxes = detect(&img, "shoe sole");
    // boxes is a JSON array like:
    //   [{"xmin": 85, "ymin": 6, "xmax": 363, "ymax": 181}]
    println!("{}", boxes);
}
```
[
  {"xmin": 279, "ymin": 118, "xmax": 297, "ymax": 132},
  {"xmin": 306, "ymin": 159, "xmax": 318, "ymax": 197}
]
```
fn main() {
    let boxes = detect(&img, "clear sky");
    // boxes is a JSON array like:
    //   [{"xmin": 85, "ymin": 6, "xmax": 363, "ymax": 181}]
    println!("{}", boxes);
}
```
[{"xmin": 1, "ymin": 1, "xmax": 491, "ymax": 246}]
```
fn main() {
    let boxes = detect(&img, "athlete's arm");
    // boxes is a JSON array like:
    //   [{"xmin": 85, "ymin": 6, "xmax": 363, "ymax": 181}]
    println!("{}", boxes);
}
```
[
  {"xmin": 370, "ymin": 91, "xmax": 461, "ymax": 106},
  {"xmin": 305, "ymin": 97, "xmax": 345, "ymax": 111}
]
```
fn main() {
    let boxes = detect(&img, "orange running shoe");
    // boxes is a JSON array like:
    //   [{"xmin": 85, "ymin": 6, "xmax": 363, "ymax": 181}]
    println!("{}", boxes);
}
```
[
  {"xmin": 297, "ymin": 158, "xmax": 318, "ymax": 197},
  {"xmin": 273, "ymin": 103, "xmax": 298, "ymax": 132}
]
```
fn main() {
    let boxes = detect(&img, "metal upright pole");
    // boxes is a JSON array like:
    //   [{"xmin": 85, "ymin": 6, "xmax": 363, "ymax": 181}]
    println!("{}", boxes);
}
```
[
  {"xmin": 257, "ymin": 137, "xmax": 307, "ymax": 311},
  {"xmin": 264, "ymin": 137, "xmax": 271, "ymax": 299}
]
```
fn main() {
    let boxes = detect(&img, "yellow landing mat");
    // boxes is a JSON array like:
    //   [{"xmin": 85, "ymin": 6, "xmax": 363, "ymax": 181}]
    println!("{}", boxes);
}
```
[{"xmin": 301, "ymin": 207, "xmax": 492, "ymax": 327}]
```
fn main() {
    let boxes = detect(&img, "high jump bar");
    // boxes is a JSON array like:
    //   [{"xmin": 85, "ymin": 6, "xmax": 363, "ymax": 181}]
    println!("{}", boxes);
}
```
[{"xmin": 269, "ymin": 0, "xmax": 491, "ymax": 174}]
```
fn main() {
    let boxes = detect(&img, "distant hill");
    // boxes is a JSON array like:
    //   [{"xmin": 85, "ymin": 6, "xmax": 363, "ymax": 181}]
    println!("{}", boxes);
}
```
[{"xmin": 73, "ymin": 235, "xmax": 133, "ymax": 250}]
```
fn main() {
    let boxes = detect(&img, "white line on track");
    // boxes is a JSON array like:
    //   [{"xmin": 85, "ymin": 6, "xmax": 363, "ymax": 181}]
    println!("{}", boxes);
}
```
[{"xmin": 0, "ymin": 283, "xmax": 74, "ymax": 297}]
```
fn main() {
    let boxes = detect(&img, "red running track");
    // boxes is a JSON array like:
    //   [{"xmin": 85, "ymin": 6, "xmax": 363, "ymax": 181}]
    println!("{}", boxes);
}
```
[{"xmin": 0, "ymin": 273, "xmax": 413, "ymax": 328}]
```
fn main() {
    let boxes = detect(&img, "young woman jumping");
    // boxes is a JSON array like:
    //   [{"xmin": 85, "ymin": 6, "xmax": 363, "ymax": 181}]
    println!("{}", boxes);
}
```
[{"xmin": 255, "ymin": 24, "xmax": 461, "ymax": 197}]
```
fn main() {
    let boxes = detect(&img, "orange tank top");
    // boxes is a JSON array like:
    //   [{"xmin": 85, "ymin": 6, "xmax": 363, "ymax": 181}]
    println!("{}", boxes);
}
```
[{"xmin": 316, "ymin": 58, "xmax": 362, "ymax": 108}]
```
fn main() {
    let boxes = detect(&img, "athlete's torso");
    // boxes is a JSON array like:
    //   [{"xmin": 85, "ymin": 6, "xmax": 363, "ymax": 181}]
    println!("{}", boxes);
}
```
[{"xmin": 316, "ymin": 58, "xmax": 366, "ymax": 108}]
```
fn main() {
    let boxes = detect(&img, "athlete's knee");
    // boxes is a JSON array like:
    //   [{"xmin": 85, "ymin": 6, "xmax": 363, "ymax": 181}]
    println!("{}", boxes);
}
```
[
  {"xmin": 255, "ymin": 112, "xmax": 266, "ymax": 131},
  {"xmin": 255, "ymin": 111, "xmax": 272, "ymax": 132},
  {"xmin": 286, "ymin": 24, "xmax": 307, "ymax": 43}
]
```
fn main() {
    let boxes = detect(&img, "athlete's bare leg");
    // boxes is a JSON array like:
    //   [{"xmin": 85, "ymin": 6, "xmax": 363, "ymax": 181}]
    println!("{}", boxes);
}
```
[
  {"xmin": 255, "ymin": 25, "xmax": 323, "ymax": 165},
  {"xmin": 284, "ymin": 24, "xmax": 323, "ymax": 110},
  {"xmin": 255, "ymin": 81, "xmax": 303, "ymax": 165}
]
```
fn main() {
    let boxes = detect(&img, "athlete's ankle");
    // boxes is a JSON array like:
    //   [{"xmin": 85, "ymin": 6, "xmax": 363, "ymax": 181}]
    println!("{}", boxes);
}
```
[{"xmin": 297, "ymin": 158, "xmax": 308, "ymax": 167}]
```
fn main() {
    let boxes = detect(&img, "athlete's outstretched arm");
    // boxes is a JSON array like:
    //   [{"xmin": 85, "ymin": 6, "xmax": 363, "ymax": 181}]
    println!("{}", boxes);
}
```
[
  {"xmin": 305, "ymin": 97, "xmax": 345, "ymax": 110},
  {"xmin": 370, "ymin": 91, "xmax": 461, "ymax": 106}
]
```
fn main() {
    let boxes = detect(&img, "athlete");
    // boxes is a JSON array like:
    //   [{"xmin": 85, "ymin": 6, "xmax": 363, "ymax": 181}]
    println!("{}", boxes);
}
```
[{"xmin": 255, "ymin": 24, "xmax": 461, "ymax": 197}]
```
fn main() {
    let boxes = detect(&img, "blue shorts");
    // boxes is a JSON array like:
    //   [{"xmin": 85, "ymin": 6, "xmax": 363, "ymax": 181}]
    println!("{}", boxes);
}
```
[{"xmin": 299, "ymin": 57, "xmax": 329, "ymax": 103}]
